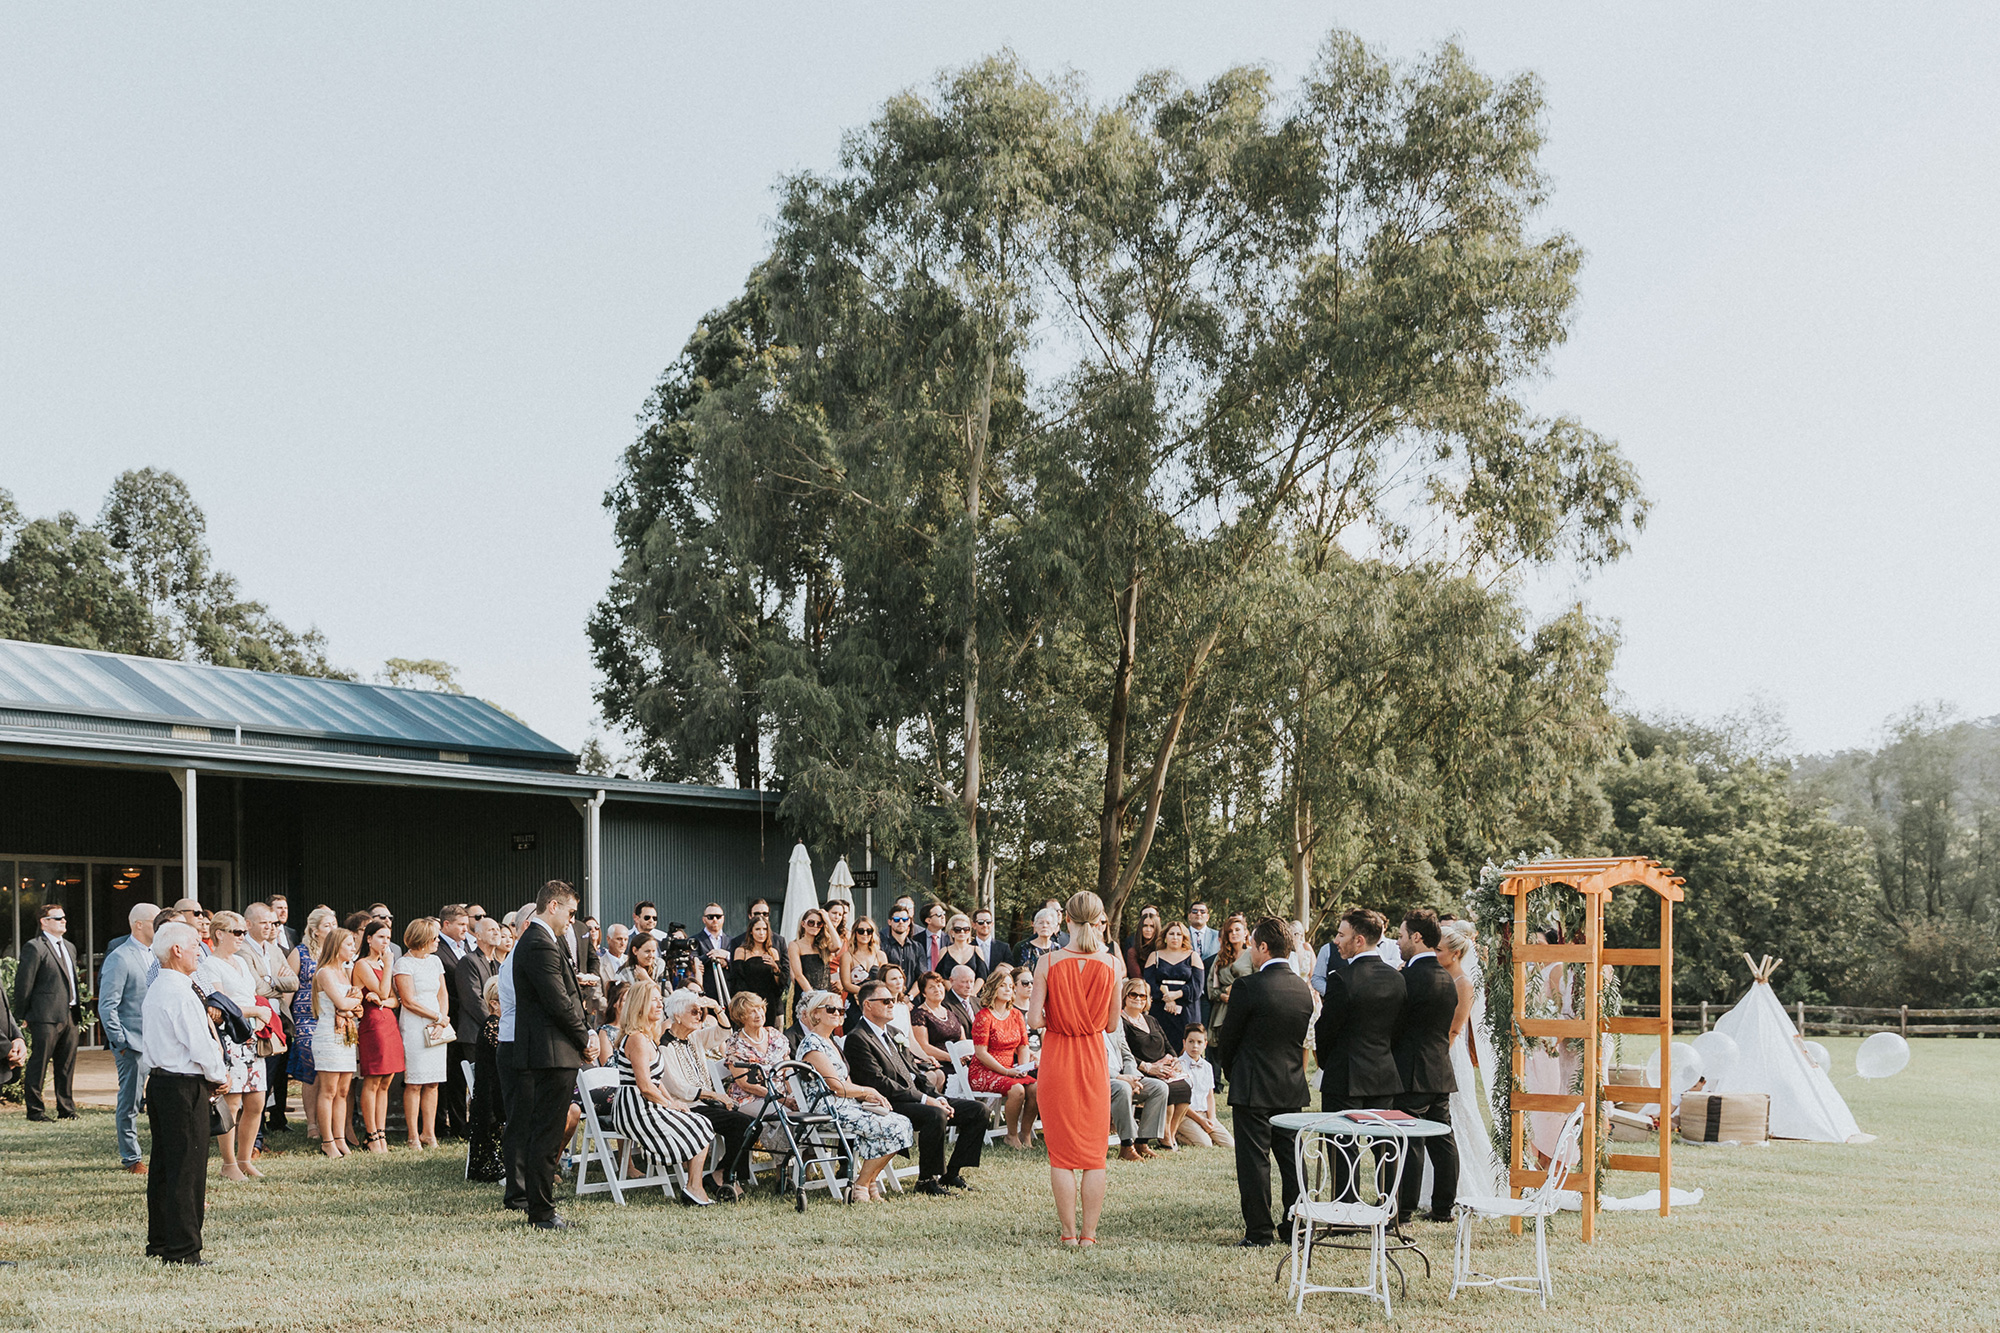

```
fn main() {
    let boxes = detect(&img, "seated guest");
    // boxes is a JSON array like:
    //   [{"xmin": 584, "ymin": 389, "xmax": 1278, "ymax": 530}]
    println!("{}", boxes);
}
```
[
  {"xmin": 909, "ymin": 971, "xmax": 965, "ymax": 1065},
  {"xmin": 466, "ymin": 976, "xmax": 506, "ymax": 1181},
  {"xmin": 1012, "ymin": 966, "xmax": 1042, "ymax": 1066},
  {"xmin": 1120, "ymin": 980, "xmax": 1191, "ymax": 1153},
  {"xmin": 944, "ymin": 965, "xmax": 981, "ymax": 1033},
  {"xmin": 842, "ymin": 980, "xmax": 986, "ymax": 1196},
  {"xmin": 600, "ymin": 922, "xmax": 629, "ymax": 976},
  {"xmin": 614, "ymin": 932, "xmax": 661, "ymax": 999},
  {"xmin": 794, "ymin": 988, "xmax": 915, "ymax": 1204},
  {"xmin": 968, "ymin": 969, "xmax": 1038, "ymax": 1149},
  {"xmin": 194, "ymin": 910, "xmax": 273, "ymax": 1181},
  {"xmin": 661, "ymin": 989, "xmax": 752, "ymax": 1199},
  {"xmin": 1175, "ymin": 1024, "xmax": 1233, "ymax": 1148},
  {"xmin": 720, "ymin": 991, "xmax": 794, "ymax": 1133},
  {"xmin": 728, "ymin": 916, "xmax": 786, "ymax": 1019},
  {"xmin": 935, "ymin": 914, "xmax": 989, "ymax": 982},
  {"xmin": 1106, "ymin": 1023, "xmax": 1171, "ymax": 1160},
  {"xmin": 612, "ymin": 981, "xmax": 717, "ymax": 1206}
]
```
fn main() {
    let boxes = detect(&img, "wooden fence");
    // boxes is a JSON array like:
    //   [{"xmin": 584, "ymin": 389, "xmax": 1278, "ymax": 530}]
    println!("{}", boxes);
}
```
[{"xmin": 1622, "ymin": 1002, "xmax": 2000, "ymax": 1038}]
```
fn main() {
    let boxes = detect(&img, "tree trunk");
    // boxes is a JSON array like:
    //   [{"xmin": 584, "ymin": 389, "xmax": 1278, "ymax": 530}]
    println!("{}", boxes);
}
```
[
  {"xmin": 1107, "ymin": 622, "xmax": 1224, "ymax": 925},
  {"xmin": 1288, "ymin": 787, "xmax": 1314, "ymax": 927},
  {"xmin": 1098, "ymin": 569, "xmax": 1142, "ymax": 903},
  {"xmin": 961, "ymin": 346, "xmax": 995, "ymax": 902}
]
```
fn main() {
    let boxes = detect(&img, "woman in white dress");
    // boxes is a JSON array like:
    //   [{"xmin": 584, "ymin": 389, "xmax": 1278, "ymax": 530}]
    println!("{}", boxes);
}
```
[
  {"xmin": 1439, "ymin": 921, "xmax": 1499, "ymax": 1199},
  {"xmin": 1524, "ymin": 927, "xmax": 1579, "ymax": 1168},
  {"xmin": 394, "ymin": 916, "xmax": 451, "ymax": 1150},
  {"xmin": 196, "ymin": 910, "xmax": 274, "ymax": 1181},
  {"xmin": 310, "ymin": 927, "xmax": 363, "ymax": 1157}
]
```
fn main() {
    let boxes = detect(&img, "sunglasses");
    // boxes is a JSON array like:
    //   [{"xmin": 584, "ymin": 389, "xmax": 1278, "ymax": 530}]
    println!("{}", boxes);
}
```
[
  {"xmin": 974, "ymin": 918, "xmax": 992, "ymax": 926},
  {"xmin": 224, "ymin": 928, "xmax": 249, "ymax": 937},
  {"xmin": 952, "ymin": 926, "xmax": 971, "ymax": 934},
  {"xmin": 703, "ymin": 913, "xmax": 723, "ymax": 920},
  {"xmin": 856, "ymin": 927, "xmax": 876, "ymax": 935},
  {"xmin": 819, "ymin": 1005, "xmax": 844, "ymax": 1016},
  {"xmin": 890, "ymin": 915, "xmax": 909, "ymax": 923}
]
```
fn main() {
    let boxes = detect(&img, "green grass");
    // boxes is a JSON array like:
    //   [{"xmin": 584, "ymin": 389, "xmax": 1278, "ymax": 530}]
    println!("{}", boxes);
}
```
[{"xmin": 1, "ymin": 1036, "xmax": 1995, "ymax": 1332}]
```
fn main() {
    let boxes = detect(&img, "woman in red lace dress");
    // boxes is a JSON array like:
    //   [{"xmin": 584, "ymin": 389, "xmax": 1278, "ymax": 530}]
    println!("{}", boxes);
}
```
[
  {"xmin": 1027, "ymin": 890, "xmax": 1122, "ymax": 1246},
  {"xmin": 969, "ymin": 969, "xmax": 1038, "ymax": 1148}
]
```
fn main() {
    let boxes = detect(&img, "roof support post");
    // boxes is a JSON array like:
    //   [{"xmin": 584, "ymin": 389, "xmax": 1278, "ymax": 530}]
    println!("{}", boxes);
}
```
[
  {"xmin": 169, "ymin": 767, "xmax": 198, "ymax": 907},
  {"xmin": 570, "ymin": 790, "xmax": 606, "ymax": 923}
]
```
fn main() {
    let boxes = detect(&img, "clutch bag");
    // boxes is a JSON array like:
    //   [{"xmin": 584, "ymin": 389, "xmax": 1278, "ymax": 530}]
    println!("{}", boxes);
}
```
[{"xmin": 424, "ymin": 1021, "xmax": 457, "ymax": 1048}]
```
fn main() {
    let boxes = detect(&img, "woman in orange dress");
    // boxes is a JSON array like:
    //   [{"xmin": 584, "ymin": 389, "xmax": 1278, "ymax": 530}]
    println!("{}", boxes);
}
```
[{"xmin": 1027, "ymin": 890, "xmax": 1123, "ymax": 1247}]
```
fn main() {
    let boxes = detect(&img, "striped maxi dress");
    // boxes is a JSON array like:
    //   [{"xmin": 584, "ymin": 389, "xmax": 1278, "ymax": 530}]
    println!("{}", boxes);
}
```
[{"xmin": 612, "ymin": 1039, "xmax": 716, "ymax": 1166}]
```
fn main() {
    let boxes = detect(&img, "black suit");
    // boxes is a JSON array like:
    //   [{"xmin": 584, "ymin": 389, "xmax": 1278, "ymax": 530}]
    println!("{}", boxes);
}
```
[
  {"xmin": 1212, "ymin": 960, "xmax": 1315, "ymax": 1244},
  {"xmin": 1393, "ymin": 955, "xmax": 1460, "ymax": 1220},
  {"xmin": 843, "ymin": 1022, "xmax": 987, "ymax": 1182},
  {"xmin": 975, "ymin": 936, "xmax": 1013, "ymax": 973},
  {"xmin": 1, "ymin": 985, "xmax": 21, "ymax": 1079},
  {"xmin": 12, "ymin": 932, "xmax": 81, "ymax": 1118},
  {"xmin": 1316, "ymin": 954, "xmax": 1405, "ymax": 1111},
  {"xmin": 508, "ymin": 921, "xmax": 589, "ymax": 1224},
  {"xmin": 437, "ymin": 934, "xmax": 472, "ymax": 1137}
]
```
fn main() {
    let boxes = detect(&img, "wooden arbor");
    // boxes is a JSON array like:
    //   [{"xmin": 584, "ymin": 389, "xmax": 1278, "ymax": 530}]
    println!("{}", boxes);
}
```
[{"xmin": 1500, "ymin": 856, "xmax": 1684, "ymax": 1242}]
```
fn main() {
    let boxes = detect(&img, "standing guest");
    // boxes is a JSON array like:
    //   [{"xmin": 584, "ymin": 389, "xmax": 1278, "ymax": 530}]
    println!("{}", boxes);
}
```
[
  {"xmin": 1212, "ymin": 918, "xmax": 1316, "ymax": 1248},
  {"xmin": 881, "ymin": 903, "xmax": 926, "ymax": 989},
  {"xmin": 693, "ymin": 903, "xmax": 732, "ymax": 1008},
  {"xmin": 310, "ymin": 927, "xmax": 363, "ymax": 1157},
  {"xmin": 352, "ymin": 920, "xmax": 404, "ymax": 1153},
  {"xmin": 395, "ymin": 917, "xmax": 451, "ymax": 1150},
  {"xmin": 1120, "ymin": 981, "xmax": 1192, "ymax": 1151},
  {"xmin": 1391, "ymin": 910, "xmax": 1459, "ymax": 1224},
  {"xmin": 840, "ymin": 917, "xmax": 889, "ymax": 1000},
  {"xmin": 1028, "ymin": 890, "xmax": 1121, "ymax": 1246},
  {"xmin": 632, "ymin": 901, "xmax": 664, "ymax": 943},
  {"xmin": 909, "ymin": 971, "xmax": 965, "ymax": 1064},
  {"xmin": 173, "ymin": 899, "xmax": 213, "ymax": 953},
  {"xmin": 799, "ymin": 986, "xmax": 915, "ymax": 1203},
  {"xmin": 270, "ymin": 894, "xmax": 295, "ymax": 951},
  {"xmin": 495, "ymin": 901, "xmax": 537, "ymax": 1212},
  {"xmin": 1187, "ymin": 903, "xmax": 1220, "ymax": 965},
  {"xmin": 728, "ymin": 915, "xmax": 786, "ymax": 1018},
  {"xmin": 882, "ymin": 965, "xmax": 916, "ymax": 1041},
  {"xmin": 466, "ymin": 976, "xmax": 506, "ymax": 1181},
  {"xmin": 1315, "ymin": 909, "xmax": 1405, "ymax": 1114},
  {"xmin": 1207, "ymin": 915, "xmax": 1255, "ymax": 1033},
  {"xmin": 1143, "ymin": 921, "xmax": 1205, "ymax": 1053},
  {"xmin": 141, "ymin": 922, "xmax": 227, "ymax": 1265},
  {"xmin": 245, "ymin": 903, "xmax": 298, "ymax": 1134},
  {"xmin": 844, "ymin": 980, "xmax": 985, "ymax": 1196},
  {"xmin": 611, "ymin": 981, "xmax": 716, "ymax": 1206},
  {"xmin": 510, "ymin": 881, "xmax": 599, "ymax": 1229},
  {"xmin": 918, "ymin": 902, "xmax": 950, "ymax": 973},
  {"xmin": 936, "ymin": 914, "xmax": 989, "ymax": 982},
  {"xmin": 969, "ymin": 969, "xmax": 1038, "ymax": 1149},
  {"xmin": 1122, "ymin": 906, "xmax": 1162, "ymax": 978},
  {"xmin": 13, "ymin": 902, "xmax": 82, "ymax": 1121},
  {"xmin": 363, "ymin": 904, "xmax": 401, "ymax": 962},
  {"xmin": 729, "ymin": 899, "xmax": 788, "ymax": 973},
  {"xmin": 1289, "ymin": 919, "xmax": 1320, "ymax": 981},
  {"xmin": 195, "ymin": 912, "xmax": 273, "ymax": 1181},
  {"xmin": 289, "ymin": 907, "xmax": 336, "ymax": 1145},
  {"xmin": 824, "ymin": 896, "xmax": 853, "ymax": 952},
  {"xmin": 662, "ymin": 989, "xmax": 752, "ymax": 1198},
  {"xmin": 970, "ymin": 909, "xmax": 1012, "ymax": 973},
  {"xmin": 436, "ymin": 904, "xmax": 474, "ymax": 1141},
  {"xmin": 1174, "ymin": 1024, "xmax": 1234, "ymax": 1148},
  {"xmin": 787, "ymin": 908, "xmax": 837, "ymax": 1020},
  {"xmin": 457, "ymin": 916, "xmax": 501, "ymax": 1169},
  {"xmin": 944, "ymin": 964, "xmax": 981, "ymax": 1033},
  {"xmin": 1013, "ymin": 908, "xmax": 1062, "ymax": 979},
  {"xmin": 97, "ymin": 902, "xmax": 158, "ymax": 1172}
]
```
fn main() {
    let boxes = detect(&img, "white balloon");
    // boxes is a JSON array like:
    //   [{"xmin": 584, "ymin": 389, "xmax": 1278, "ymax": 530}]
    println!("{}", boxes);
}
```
[
  {"xmin": 1692, "ymin": 1030, "xmax": 1741, "ymax": 1082},
  {"xmin": 1645, "ymin": 1041, "xmax": 1705, "ymax": 1095},
  {"xmin": 1856, "ymin": 1032, "xmax": 1910, "ymax": 1079},
  {"xmin": 1802, "ymin": 1040, "xmax": 1833, "ymax": 1074}
]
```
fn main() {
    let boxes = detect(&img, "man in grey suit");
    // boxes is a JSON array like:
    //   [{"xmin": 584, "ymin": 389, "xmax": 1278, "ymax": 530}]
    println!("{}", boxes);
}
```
[
  {"xmin": 1107, "ymin": 1024, "xmax": 1170, "ymax": 1160},
  {"xmin": 14, "ymin": 902, "xmax": 83, "ymax": 1120},
  {"xmin": 97, "ymin": 903, "xmax": 160, "ymax": 1170}
]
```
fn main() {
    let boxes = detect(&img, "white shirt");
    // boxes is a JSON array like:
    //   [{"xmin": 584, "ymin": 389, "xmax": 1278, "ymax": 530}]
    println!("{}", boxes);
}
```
[
  {"xmin": 1404, "ymin": 950, "xmax": 1436, "ymax": 968},
  {"xmin": 1260, "ymin": 957, "xmax": 1291, "ymax": 972},
  {"xmin": 439, "ymin": 934, "xmax": 467, "ymax": 962},
  {"xmin": 1376, "ymin": 937, "xmax": 1404, "ymax": 968},
  {"xmin": 141, "ymin": 970, "xmax": 228, "ymax": 1082},
  {"xmin": 1183, "ymin": 1055, "xmax": 1217, "ymax": 1114},
  {"xmin": 497, "ymin": 943, "xmax": 520, "ymax": 1043},
  {"xmin": 42, "ymin": 931, "xmax": 78, "ymax": 1004}
]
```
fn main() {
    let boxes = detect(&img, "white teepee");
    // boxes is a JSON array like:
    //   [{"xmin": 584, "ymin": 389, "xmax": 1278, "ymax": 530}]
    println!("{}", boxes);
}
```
[{"xmin": 1709, "ymin": 954, "xmax": 1865, "ymax": 1143}]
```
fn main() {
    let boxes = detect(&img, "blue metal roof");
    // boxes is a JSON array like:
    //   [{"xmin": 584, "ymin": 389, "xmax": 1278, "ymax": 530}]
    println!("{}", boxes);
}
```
[{"xmin": 0, "ymin": 639, "xmax": 574, "ymax": 765}]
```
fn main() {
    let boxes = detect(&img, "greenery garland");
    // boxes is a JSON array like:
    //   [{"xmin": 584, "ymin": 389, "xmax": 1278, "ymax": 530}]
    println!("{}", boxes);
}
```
[{"xmin": 1469, "ymin": 856, "xmax": 1620, "ymax": 1217}]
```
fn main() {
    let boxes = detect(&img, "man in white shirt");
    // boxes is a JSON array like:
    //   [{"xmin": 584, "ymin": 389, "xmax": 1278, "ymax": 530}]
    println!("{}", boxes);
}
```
[
  {"xmin": 970, "ymin": 910, "xmax": 1012, "ymax": 972},
  {"xmin": 141, "ymin": 922, "xmax": 227, "ymax": 1265}
]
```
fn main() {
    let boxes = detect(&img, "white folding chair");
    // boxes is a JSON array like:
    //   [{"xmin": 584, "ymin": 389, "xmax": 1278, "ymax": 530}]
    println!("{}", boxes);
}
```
[
  {"xmin": 944, "ymin": 1038, "xmax": 1009, "ymax": 1145},
  {"xmin": 1451, "ymin": 1104, "xmax": 1588, "ymax": 1309},
  {"xmin": 570, "ymin": 1066, "xmax": 680, "ymax": 1206},
  {"xmin": 1287, "ymin": 1118, "xmax": 1413, "ymax": 1320}
]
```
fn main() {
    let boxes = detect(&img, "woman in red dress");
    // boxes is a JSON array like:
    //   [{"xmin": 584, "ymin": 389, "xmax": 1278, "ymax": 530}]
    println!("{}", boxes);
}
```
[
  {"xmin": 1027, "ymin": 890, "xmax": 1123, "ymax": 1246},
  {"xmin": 353, "ymin": 920, "xmax": 405, "ymax": 1153},
  {"xmin": 969, "ymin": 969, "xmax": 1038, "ymax": 1148}
]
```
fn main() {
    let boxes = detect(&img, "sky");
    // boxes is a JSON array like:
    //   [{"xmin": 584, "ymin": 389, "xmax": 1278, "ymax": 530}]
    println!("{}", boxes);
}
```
[{"xmin": 4, "ymin": 3, "xmax": 1996, "ymax": 759}]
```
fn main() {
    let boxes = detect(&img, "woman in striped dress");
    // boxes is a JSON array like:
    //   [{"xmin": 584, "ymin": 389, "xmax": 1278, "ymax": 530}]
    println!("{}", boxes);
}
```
[{"xmin": 612, "ymin": 979, "xmax": 717, "ymax": 1205}]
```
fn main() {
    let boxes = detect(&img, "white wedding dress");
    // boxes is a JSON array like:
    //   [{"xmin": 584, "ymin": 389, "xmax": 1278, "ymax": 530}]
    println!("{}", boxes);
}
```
[{"xmin": 1415, "ymin": 968, "xmax": 1502, "ymax": 1209}]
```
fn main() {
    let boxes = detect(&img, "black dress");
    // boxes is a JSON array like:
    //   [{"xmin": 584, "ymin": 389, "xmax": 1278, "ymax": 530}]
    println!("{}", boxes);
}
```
[
  {"xmin": 729, "ymin": 952, "xmax": 786, "ymax": 1017},
  {"xmin": 466, "ymin": 1014, "xmax": 505, "ymax": 1181},
  {"xmin": 1124, "ymin": 1014, "xmax": 1192, "ymax": 1106}
]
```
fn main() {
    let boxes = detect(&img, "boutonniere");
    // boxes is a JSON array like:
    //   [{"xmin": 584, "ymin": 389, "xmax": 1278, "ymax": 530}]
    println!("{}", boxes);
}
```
[{"xmin": 889, "ymin": 1029, "xmax": 912, "ymax": 1050}]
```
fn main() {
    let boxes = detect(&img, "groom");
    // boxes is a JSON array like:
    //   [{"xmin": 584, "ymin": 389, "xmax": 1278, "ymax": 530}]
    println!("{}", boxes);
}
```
[{"xmin": 1393, "ymin": 910, "xmax": 1459, "ymax": 1223}]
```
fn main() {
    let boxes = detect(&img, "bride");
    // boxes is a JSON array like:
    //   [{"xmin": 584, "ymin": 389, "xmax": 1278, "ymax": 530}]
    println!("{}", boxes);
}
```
[{"xmin": 1439, "ymin": 920, "xmax": 1500, "ymax": 1199}]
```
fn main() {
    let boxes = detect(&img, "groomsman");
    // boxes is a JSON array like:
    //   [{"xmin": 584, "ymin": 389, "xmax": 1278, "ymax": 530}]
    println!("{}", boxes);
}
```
[
  {"xmin": 13, "ymin": 903, "xmax": 83, "ymax": 1120},
  {"xmin": 508, "ymin": 881, "xmax": 597, "ymax": 1229},
  {"xmin": 1315, "ymin": 908, "xmax": 1404, "ymax": 1113},
  {"xmin": 1212, "ymin": 919, "xmax": 1316, "ymax": 1247},
  {"xmin": 1392, "ymin": 910, "xmax": 1459, "ymax": 1223}
]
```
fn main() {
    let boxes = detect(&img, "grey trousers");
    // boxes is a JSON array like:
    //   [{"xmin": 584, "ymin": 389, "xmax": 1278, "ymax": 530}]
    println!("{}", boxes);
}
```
[{"xmin": 1109, "ymin": 1075, "xmax": 1170, "ymax": 1142}]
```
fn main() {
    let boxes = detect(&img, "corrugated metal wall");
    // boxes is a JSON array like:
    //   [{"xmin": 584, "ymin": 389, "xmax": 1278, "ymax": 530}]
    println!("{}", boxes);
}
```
[{"xmin": 600, "ymin": 803, "xmax": 788, "ymax": 933}]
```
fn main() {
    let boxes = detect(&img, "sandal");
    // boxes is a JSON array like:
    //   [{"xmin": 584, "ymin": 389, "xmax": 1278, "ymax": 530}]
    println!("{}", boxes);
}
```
[{"xmin": 1059, "ymin": 1236, "xmax": 1080, "ymax": 1248}]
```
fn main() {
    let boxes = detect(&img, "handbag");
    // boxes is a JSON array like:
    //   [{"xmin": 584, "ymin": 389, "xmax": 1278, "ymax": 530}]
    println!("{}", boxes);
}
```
[
  {"xmin": 424, "ymin": 1020, "xmax": 457, "ymax": 1048},
  {"xmin": 209, "ymin": 1094, "xmax": 237, "ymax": 1138},
  {"xmin": 256, "ymin": 1029, "xmax": 289, "ymax": 1058}
]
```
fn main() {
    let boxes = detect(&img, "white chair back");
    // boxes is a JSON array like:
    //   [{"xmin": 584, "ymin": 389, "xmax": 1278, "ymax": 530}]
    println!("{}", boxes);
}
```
[{"xmin": 1526, "ymin": 1105, "xmax": 1589, "ymax": 1208}]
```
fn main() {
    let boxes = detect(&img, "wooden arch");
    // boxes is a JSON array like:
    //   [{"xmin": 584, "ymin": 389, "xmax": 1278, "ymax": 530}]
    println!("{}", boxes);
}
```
[{"xmin": 1500, "ymin": 856, "xmax": 1684, "ymax": 1241}]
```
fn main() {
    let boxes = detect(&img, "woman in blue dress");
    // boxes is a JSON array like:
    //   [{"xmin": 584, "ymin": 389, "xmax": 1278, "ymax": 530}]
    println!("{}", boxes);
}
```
[
  {"xmin": 287, "ymin": 907, "xmax": 335, "ymax": 1142},
  {"xmin": 1141, "ymin": 921, "xmax": 1205, "ymax": 1054},
  {"xmin": 794, "ymin": 988, "xmax": 915, "ymax": 1204}
]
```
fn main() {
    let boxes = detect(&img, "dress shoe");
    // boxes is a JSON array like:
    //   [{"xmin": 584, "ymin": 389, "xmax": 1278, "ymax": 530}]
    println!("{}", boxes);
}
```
[
  {"xmin": 161, "ymin": 1256, "xmax": 212, "ymax": 1266},
  {"xmin": 1235, "ymin": 1237, "xmax": 1274, "ymax": 1248},
  {"xmin": 529, "ymin": 1214, "xmax": 570, "ymax": 1230},
  {"xmin": 503, "ymin": 1198, "xmax": 527, "ymax": 1212},
  {"xmin": 1118, "ymin": 1145, "xmax": 1144, "ymax": 1162},
  {"xmin": 58, "ymin": 1112, "xmax": 80, "ymax": 1121},
  {"xmin": 913, "ymin": 1179, "xmax": 953, "ymax": 1197},
  {"xmin": 25, "ymin": 1114, "xmax": 52, "ymax": 1123},
  {"xmin": 940, "ymin": 1174, "xmax": 975, "ymax": 1192},
  {"xmin": 123, "ymin": 1161, "xmax": 148, "ymax": 1175}
]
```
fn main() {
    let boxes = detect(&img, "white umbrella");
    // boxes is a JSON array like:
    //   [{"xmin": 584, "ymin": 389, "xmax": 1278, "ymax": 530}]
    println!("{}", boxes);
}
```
[
  {"xmin": 780, "ymin": 841, "xmax": 818, "ymax": 941},
  {"xmin": 827, "ymin": 856, "xmax": 855, "ymax": 905}
]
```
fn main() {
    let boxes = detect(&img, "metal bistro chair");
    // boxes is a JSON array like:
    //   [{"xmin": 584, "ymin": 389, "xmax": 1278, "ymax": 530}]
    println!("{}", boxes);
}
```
[
  {"xmin": 571, "ymin": 1065, "xmax": 683, "ymax": 1206},
  {"xmin": 1450, "ymin": 1103, "xmax": 1588, "ymax": 1310},
  {"xmin": 739, "ymin": 1059, "xmax": 860, "ymax": 1212},
  {"xmin": 1288, "ymin": 1116, "xmax": 1414, "ymax": 1321}
]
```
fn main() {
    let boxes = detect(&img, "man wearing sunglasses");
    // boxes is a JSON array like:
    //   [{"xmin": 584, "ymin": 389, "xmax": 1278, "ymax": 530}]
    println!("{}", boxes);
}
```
[
  {"xmin": 844, "ymin": 979, "xmax": 988, "ymax": 1194},
  {"xmin": 881, "ymin": 904, "xmax": 925, "ymax": 989},
  {"xmin": 13, "ymin": 902, "xmax": 83, "ymax": 1121},
  {"xmin": 970, "ymin": 910, "xmax": 1013, "ymax": 972}
]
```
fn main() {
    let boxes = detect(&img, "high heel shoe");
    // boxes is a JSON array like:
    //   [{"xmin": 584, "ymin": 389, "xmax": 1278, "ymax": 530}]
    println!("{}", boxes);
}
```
[{"xmin": 678, "ymin": 1183, "xmax": 716, "ymax": 1208}]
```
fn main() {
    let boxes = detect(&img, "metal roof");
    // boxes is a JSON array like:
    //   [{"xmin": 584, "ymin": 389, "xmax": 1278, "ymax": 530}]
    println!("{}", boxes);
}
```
[{"xmin": 0, "ymin": 639, "xmax": 573, "ymax": 765}]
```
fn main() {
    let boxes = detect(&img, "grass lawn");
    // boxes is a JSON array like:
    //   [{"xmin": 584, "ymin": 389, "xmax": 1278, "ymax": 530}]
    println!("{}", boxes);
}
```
[{"xmin": 1, "ymin": 1035, "xmax": 1995, "ymax": 1332}]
